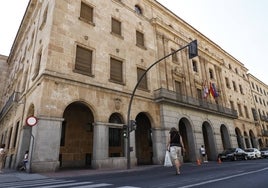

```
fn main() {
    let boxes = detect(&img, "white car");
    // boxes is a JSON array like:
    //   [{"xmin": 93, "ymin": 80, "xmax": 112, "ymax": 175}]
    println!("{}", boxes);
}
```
[
  {"xmin": 260, "ymin": 147, "xmax": 268, "ymax": 158},
  {"xmin": 244, "ymin": 148, "xmax": 261, "ymax": 159}
]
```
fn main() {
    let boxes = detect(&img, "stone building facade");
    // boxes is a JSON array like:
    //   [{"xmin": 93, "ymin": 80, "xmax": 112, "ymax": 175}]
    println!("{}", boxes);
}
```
[{"xmin": 0, "ymin": 0, "xmax": 265, "ymax": 172}]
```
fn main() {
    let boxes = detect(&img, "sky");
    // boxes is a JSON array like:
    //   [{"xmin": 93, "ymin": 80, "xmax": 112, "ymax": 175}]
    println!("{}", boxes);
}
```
[{"xmin": 0, "ymin": 0, "xmax": 267, "ymax": 84}]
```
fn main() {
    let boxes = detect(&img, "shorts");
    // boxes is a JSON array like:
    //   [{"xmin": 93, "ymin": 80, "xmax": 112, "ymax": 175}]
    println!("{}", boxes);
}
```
[{"xmin": 170, "ymin": 146, "xmax": 182, "ymax": 160}]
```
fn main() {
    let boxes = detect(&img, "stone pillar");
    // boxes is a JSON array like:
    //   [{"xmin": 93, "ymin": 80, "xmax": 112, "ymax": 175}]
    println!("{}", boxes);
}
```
[
  {"xmin": 91, "ymin": 122, "xmax": 109, "ymax": 168},
  {"xmin": 30, "ymin": 116, "xmax": 63, "ymax": 172},
  {"xmin": 151, "ymin": 128, "xmax": 165, "ymax": 165}
]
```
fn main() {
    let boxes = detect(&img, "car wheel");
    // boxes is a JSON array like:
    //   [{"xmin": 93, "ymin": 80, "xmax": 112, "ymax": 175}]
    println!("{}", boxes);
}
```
[
  {"xmin": 233, "ymin": 156, "xmax": 237, "ymax": 161},
  {"xmin": 244, "ymin": 155, "xmax": 248, "ymax": 160}
]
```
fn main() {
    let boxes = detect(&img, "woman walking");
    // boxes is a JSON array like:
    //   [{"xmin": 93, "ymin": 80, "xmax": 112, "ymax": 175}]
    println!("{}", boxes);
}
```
[{"xmin": 167, "ymin": 127, "xmax": 185, "ymax": 175}]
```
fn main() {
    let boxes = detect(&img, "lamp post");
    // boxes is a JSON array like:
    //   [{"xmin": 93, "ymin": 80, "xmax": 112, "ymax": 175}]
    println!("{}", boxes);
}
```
[{"xmin": 126, "ymin": 40, "xmax": 198, "ymax": 169}]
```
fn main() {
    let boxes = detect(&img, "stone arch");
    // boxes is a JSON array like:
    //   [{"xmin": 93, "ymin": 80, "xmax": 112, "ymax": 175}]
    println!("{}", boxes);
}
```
[
  {"xmin": 59, "ymin": 101, "xmax": 94, "ymax": 168},
  {"xmin": 178, "ymin": 117, "xmax": 195, "ymax": 162},
  {"xmin": 135, "ymin": 112, "xmax": 153, "ymax": 165},
  {"xmin": 249, "ymin": 129, "xmax": 258, "ymax": 148},
  {"xmin": 202, "ymin": 121, "xmax": 217, "ymax": 160},
  {"xmin": 220, "ymin": 124, "xmax": 231, "ymax": 149},
  {"xmin": 235, "ymin": 128, "xmax": 244, "ymax": 148},
  {"xmin": 244, "ymin": 131, "xmax": 250, "ymax": 148}
]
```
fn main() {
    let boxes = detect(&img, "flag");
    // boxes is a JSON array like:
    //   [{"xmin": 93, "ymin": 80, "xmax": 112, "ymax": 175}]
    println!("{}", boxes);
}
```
[
  {"xmin": 212, "ymin": 83, "xmax": 219, "ymax": 97},
  {"xmin": 209, "ymin": 82, "xmax": 215, "ymax": 98},
  {"xmin": 203, "ymin": 84, "xmax": 209, "ymax": 99}
]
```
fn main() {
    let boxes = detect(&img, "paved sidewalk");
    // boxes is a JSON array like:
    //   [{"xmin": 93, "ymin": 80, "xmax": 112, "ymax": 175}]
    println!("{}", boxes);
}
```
[{"xmin": 0, "ymin": 165, "xmax": 162, "ymax": 183}]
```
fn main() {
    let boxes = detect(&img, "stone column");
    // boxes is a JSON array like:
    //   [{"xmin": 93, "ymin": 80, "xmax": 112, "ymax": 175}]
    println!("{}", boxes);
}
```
[
  {"xmin": 30, "ymin": 116, "xmax": 63, "ymax": 172},
  {"xmin": 151, "ymin": 128, "xmax": 165, "ymax": 165},
  {"xmin": 91, "ymin": 122, "xmax": 109, "ymax": 168}
]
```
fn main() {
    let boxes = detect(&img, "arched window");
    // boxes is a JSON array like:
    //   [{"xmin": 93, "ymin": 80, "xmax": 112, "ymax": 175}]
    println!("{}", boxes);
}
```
[{"xmin": 135, "ymin": 5, "xmax": 142, "ymax": 14}]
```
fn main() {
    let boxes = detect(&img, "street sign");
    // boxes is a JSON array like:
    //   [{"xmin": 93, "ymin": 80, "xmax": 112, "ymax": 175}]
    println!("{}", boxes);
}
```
[{"xmin": 26, "ymin": 116, "xmax": 38, "ymax": 126}]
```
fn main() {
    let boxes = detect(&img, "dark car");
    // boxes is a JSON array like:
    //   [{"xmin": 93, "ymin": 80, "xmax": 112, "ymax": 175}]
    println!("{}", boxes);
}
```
[{"xmin": 218, "ymin": 148, "xmax": 248, "ymax": 161}]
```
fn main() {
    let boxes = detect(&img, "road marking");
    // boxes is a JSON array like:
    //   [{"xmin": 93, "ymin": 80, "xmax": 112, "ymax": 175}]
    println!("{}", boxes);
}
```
[{"xmin": 178, "ymin": 167, "xmax": 268, "ymax": 188}]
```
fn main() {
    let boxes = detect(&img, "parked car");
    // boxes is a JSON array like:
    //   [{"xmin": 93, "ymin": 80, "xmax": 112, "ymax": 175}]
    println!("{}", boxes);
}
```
[
  {"xmin": 218, "ymin": 148, "xmax": 248, "ymax": 161},
  {"xmin": 260, "ymin": 147, "xmax": 268, "ymax": 158},
  {"xmin": 244, "ymin": 148, "xmax": 261, "ymax": 159}
]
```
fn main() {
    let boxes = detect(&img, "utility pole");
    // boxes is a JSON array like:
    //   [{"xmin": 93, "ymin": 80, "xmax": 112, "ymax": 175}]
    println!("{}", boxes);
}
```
[{"xmin": 126, "ymin": 40, "xmax": 198, "ymax": 169}]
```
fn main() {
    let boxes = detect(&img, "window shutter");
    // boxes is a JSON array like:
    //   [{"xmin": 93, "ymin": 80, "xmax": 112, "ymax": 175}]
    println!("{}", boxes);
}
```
[
  {"xmin": 75, "ymin": 46, "xmax": 92, "ymax": 74},
  {"xmin": 112, "ymin": 18, "xmax": 121, "ymax": 35},
  {"xmin": 136, "ymin": 31, "xmax": 144, "ymax": 46},
  {"xmin": 80, "ymin": 2, "xmax": 93, "ymax": 22},
  {"xmin": 110, "ymin": 58, "xmax": 123, "ymax": 82},
  {"xmin": 137, "ymin": 68, "xmax": 147, "ymax": 90}
]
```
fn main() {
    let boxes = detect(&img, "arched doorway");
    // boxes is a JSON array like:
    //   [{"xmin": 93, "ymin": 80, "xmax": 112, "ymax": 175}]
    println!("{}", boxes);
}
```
[
  {"xmin": 202, "ymin": 121, "xmax": 217, "ymax": 160},
  {"xmin": 235, "ymin": 128, "xmax": 244, "ymax": 148},
  {"xmin": 220, "ymin": 124, "xmax": 231, "ymax": 149},
  {"xmin": 60, "ymin": 101, "xmax": 94, "ymax": 168},
  {"xmin": 244, "ymin": 131, "xmax": 250, "ymax": 148},
  {"xmin": 249, "ymin": 130, "xmax": 257, "ymax": 148},
  {"xmin": 178, "ymin": 118, "xmax": 195, "ymax": 162},
  {"xmin": 135, "ymin": 113, "xmax": 152, "ymax": 165}
]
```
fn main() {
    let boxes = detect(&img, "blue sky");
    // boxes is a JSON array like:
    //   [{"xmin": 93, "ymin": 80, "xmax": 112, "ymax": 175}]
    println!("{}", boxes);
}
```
[
  {"xmin": 157, "ymin": 0, "xmax": 268, "ymax": 85},
  {"xmin": 1, "ymin": 0, "xmax": 267, "ymax": 84}
]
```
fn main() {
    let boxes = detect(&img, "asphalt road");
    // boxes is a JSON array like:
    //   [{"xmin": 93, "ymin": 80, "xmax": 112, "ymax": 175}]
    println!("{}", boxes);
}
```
[{"xmin": 1, "ymin": 159, "xmax": 268, "ymax": 188}]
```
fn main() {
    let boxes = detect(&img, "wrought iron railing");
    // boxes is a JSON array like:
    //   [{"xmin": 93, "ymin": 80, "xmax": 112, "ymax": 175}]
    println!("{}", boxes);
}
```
[{"xmin": 154, "ymin": 88, "xmax": 238, "ymax": 118}]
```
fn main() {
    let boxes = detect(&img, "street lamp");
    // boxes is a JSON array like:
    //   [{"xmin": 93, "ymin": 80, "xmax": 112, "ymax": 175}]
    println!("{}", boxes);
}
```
[{"xmin": 126, "ymin": 40, "xmax": 198, "ymax": 169}]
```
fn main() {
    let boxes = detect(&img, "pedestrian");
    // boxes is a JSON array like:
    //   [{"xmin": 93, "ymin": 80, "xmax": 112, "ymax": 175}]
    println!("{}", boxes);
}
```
[
  {"xmin": 200, "ymin": 145, "xmax": 208, "ymax": 162},
  {"xmin": 22, "ymin": 150, "xmax": 29, "ymax": 171},
  {"xmin": 167, "ymin": 127, "xmax": 185, "ymax": 175},
  {"xmin": 0, "ymin": 144, "xmax": 7, "ymax": 173}
]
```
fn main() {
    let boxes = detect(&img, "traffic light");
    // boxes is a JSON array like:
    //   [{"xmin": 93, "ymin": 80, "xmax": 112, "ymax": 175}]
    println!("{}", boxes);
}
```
[
  {"xmin": 129, "ymin": 120, "xmax": 137, "ymax": 132},
  {"xmin": 188, "ymin": 40, "xmax": 198, "ymax": 59},
  {"xmin": 122, "ymin": 124, "xmax": 127, "ymax": 138}
]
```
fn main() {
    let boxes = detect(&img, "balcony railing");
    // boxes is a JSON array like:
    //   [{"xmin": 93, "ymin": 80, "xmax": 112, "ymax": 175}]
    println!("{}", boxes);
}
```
[
  {"xmin": 154, "ymin": 88, "xmax": 238, "ymax": 118},
  {"xmin": 262, "ymin": 130, "xmax": 268, "ymax": 137},
  {"xmin": 0, "ymin": 92, "xmax": 20, "ymax": 120}
]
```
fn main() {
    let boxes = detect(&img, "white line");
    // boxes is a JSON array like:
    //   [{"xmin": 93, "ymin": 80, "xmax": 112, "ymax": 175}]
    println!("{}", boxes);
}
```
[
  {"xmin": 72, "ymin": 183, "xmax": 113, "ymax": 188},
  {"xmin": 37, "ymin": 181, "xmax": 94, "ymax": 188},
  {"xmin": 178, "ymin": 167, "xmax": 268, "ymax": 188}
]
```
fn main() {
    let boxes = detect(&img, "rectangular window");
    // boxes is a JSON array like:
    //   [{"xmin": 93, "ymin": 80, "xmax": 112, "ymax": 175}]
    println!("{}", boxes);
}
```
[
  {"xmin": 136, "ymin": 30, "xmax": 144, "ymax": 47},
  {"xmin": 225, "ymin": 77, "xmax": 230, "ymax": 88},
  {"xmin": 13, "ymin": 121, "xmax": 19, "ymax": 148},
  {"xmin": 110, "ymin": 57, "xmax": 123, "ymax": 83},
  {"xmin": 209, "ymin": 68, "xmax": 214, "ymax": 79},
  {"xmin": 75, "ymin": 45, "xmax": 92, "ymax": 75},
  {"xmin": 137, "ymin": 68, "xmax": 148, "ymax": 90},
  {"xmin": 230, "ymin": 100, "xmax": 235, "ymax": 111},
  {"xmin": 237, "ymin": 103, "xmax": 243, "ymax": 117},
  {"xmin": 175, "ymin": 81, "xmax": 182, "ymax": 94},
  {"xmin": 239, "ymin": 84, "xmax": 243, "ymax": 94},
  {"xmin": 80, "ymin": 2, "xmax": 93, "ymax": 23},
  {"xmin": 192, "ymin": 60, "xmax": 198, "ymax": 72},
  {"xmin": 232, "ymin": 81, "xmax": 237, "ymax": 91},
  {"xmin": 171, "ymin": 48, "xmax": 178, "ymax": 62},
  {"xmin": 244, "ymin": 105, "xmax": 249, "ymax": 118},
  {"xmin": 111, "ymin": 18, "xmax": 121, "ymax": 36},
  {"xmin": 109, "ymin": 128, "xmax": 123, "ymax": 157}
]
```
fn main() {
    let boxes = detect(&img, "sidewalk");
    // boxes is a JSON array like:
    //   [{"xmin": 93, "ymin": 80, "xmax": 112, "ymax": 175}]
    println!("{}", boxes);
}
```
[{"xmin": 0, "ymin": 165, "xmax": 162, "ymax": 183}]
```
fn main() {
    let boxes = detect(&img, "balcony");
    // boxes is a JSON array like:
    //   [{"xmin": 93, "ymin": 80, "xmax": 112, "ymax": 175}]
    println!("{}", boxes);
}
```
[
  {"xmin": 262, "ymin": 130, "xmax": 268, "ymax": 137},
  {"xmin": 154, "ymin": 88, "xmax": 238, "ymax": 119},
  {"xmin": 0, "ymin": 92, "xmax": 20, "ymax": 120}
]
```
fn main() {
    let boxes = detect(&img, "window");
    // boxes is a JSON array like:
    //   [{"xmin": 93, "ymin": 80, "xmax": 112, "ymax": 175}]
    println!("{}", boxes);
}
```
[
  {"xmin": 136, "ymin": 30, "xmax": 145, "ymax": 47},
  {"xmin": 137, "ymin": 68, "xmax": 148, "ymax": 90},
  {"xmin": 244, "ymin": 105, "xmax": 249, "ymax": 118},
  {"xmin": 75, "ymin": 45, "xmax": 93, "ymax": 75},
  {"xmin": 230, "ymin": 101, "xmax": 235, "ymax": 111},
  {"xmin": 80, "ymin": 2, "xmax": 93, "ymax": 23},
  {"xmin": 239, "ymin": 84, "xmax": 243, "ymax": 94},
  {"xmin": 228, "ymin": 64, "xmax": 232, "ymax": 70},
  {"xmin": 175, "ymin": 81, "xmax": 182, "ymax": 94},
  {"xmin": 171, "ymin": 48, "xmax": 178, "ymax": 62},
  {"xmin": 32, "ymin": 49, "xmax": 42, "ymax": 80},
  {"xmin": 209, "ymin": 68, "xmax": 214, "ymax": 79},
  {"xmin": 111, "ymin": 18, "xmax": 121, "ymax": 36},
  {"xmin": 135, "ymin": 5, "xmax": 142, "ymax": 14},
  {"xmin": 251, "ymin": 82, "xmax": 255, "ymax": 89},
  {"xmin": 232, "ymin": 81, "xmax": 237, "ymax": 91},
  {"xmin": 13, "ymin": 121, "xmax": 19, "ymax": 148},
  {"xmin": 192, "ymin": 60, "xmax": 198, "ymax": 72},
  {"xmin": 110, "ymin": 57, "xmax": 123, "ymax": 83},
  {"xmin": 109, "ymin": 113, "xmax": 124, "ymax": 157},
  {"xmin": 237, "ymin": 103, "xmax": 243, "ymax": 117},
  {"xmin": 225, "ymin": 77, "xmax": 230, "ymax": 88},
  {"xmin": 235, "ymin": 68, "xmax": 238, "ymax": 74}
]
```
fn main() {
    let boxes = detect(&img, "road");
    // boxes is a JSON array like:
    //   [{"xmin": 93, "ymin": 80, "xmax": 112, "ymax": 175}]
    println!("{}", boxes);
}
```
[{"xmin": 1, "ymin": 159, "xmax": 268, "ymax": 188}]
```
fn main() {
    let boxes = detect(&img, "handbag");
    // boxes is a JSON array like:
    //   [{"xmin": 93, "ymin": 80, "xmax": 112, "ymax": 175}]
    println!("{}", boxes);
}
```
[{"xmin": 164, "ymin": 150, "xmax": 173, "ymax": 167}]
